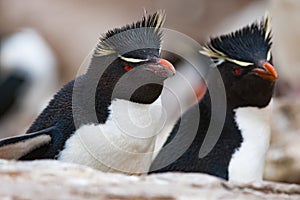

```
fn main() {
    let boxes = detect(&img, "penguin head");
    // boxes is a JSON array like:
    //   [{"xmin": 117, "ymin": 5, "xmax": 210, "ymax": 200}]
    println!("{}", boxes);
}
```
[
  {"xmin": 201, "ymin": 15, "xmax": 277, "ymax": 109},
  {"xmin": 88, "ymin": 11, "xmax": 175, "ymax": 104}
]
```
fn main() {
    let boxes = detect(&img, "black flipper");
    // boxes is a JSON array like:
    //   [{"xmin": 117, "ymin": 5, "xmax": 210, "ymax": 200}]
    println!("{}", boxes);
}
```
[{"xmin": 0, "ymin": 126, "xmax": 57, "ymax": 160}]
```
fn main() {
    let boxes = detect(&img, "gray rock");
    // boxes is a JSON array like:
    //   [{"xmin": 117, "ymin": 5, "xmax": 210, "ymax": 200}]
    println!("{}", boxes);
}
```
[{"xmin": 0, "ymin": 160, "xmax": 299, "ymax": 200}]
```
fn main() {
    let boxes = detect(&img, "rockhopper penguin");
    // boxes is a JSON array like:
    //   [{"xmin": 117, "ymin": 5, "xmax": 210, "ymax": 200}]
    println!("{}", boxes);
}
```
[
  {"xmin": 150, "ymin": 15, "xmax": 278, "ymax": 183},
  {"xmin": 0, "ymin": 11, "xmax": 176, "ymax": 174}
]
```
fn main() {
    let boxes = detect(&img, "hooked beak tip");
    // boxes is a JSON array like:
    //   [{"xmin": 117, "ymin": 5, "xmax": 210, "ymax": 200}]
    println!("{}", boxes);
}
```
[
  {"xmin": 157, "ymin": 58, "xmax": 176, "ymax": 77},
  {"xmin": 143, "ymin": 58, "xmax": 175, "ymax": 78},
  {"xmin": 252, "ymin": 62, "xmax": 278, "ymax": 82}
]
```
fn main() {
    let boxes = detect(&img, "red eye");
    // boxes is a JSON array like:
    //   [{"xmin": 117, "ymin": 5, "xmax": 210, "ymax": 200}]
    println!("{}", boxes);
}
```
[
  {"xmin": 124, "ymin": 66, "xmax": 133, "ymax": 71},
  {"xmin": 233, "ymin": 68, "xmax": 242, "ymax": 76}
]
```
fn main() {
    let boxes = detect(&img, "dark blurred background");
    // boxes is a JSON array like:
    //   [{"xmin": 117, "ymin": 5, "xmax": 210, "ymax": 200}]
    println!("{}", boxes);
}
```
[{"xmin": 0, "ymin": 0, "xmax": 299, "ymax": 184}]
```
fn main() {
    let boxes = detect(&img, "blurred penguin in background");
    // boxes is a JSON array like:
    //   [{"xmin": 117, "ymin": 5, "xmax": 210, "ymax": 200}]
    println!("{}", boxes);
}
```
[{"xmin": 0, "ymin": 29, "xmax": 58, "ymax": 138}]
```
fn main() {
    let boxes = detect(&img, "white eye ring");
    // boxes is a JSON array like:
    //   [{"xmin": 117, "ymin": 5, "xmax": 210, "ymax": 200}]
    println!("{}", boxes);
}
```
[{"xmin": 118, "ymin": 55, "xmax": 149, "ymax": 63}]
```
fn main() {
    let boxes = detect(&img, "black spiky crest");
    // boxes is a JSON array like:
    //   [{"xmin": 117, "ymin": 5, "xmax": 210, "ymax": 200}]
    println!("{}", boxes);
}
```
[
  {"xmin": 94, "ymin": 10, "xmax": 165, "ymax": 56},
  {"xmin": 200, "ymin": 14, "xmax": 272, "ymax": 67}
]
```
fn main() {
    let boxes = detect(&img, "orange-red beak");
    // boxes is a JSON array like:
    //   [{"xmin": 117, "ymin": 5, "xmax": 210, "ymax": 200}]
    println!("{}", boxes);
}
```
[
  {"xmin": 252, "ymin": 62, "xmax": 278, "ymax": 82},
  {"xmin": 145, "ymin": 58, "xmax": 176, "ymax": 78},
  {"xmin": 194, "ymin": 81, "xmax": 207, "ymax": 102}
]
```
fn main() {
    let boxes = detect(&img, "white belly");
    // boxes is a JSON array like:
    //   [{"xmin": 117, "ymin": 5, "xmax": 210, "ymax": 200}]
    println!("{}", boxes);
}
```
[
  {"xmin": 57, "ymin": 98, "xmax": 165, "ymax": 174},
  {"xmin": 228, "ymin": 103, "xmax": 272, "ymax": 183}
]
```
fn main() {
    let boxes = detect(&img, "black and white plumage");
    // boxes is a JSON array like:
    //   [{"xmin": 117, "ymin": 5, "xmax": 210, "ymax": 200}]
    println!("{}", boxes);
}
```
[
  {"xmin": 150, "ymin": 15, "xmax": 278, "ymax": 183},
  {"xmin": 0, "ymin": 11, "xmax": 176, "ymax": 174}
]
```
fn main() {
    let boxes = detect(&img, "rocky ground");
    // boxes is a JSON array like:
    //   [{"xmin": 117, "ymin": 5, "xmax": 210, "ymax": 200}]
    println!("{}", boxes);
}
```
[
  {"xmin": 265, "ymin": 97, "xmax": 300, "ymax": 184},
  {"xmin": 0, "ymin": 160, "xmax": 299, "ymax": 200}
]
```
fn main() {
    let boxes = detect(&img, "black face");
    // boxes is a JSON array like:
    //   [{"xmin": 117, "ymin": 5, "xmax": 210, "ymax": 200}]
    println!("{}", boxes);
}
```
[
  {"xmin": 94, "ymin": 48, "xmax": 174, "ymax": 105},
  {"xmin": 202, "ymin": 16, "xmax": 277, "ymax": 109},
  {"xmin": 112, "ymin": 49, "xmax": 163, "ymax": 104},
  {"xmin": 217, "ymin": 60, "xmax": 275, "ymax": 109}
]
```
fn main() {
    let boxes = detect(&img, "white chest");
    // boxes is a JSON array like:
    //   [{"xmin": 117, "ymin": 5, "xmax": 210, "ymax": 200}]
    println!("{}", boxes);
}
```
[
  {"xmin": 58, "ymin": 98, "xmax": 165, "ymax": 174},
  {"xmin": 228, "ymin": 104, "xmax": 272, "ymax": 183}
]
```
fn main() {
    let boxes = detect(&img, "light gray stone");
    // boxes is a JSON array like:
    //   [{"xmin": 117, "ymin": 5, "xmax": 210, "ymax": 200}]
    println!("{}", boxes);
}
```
[{"xmin": 0, "ymin": 160, "xmax": 299, "ymax": 200}]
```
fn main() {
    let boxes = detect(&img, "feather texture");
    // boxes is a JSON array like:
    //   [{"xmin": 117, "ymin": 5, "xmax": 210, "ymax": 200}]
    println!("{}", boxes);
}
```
[
  {"xmin": 200, "ymin": 14, "xmax": 272, "ymax": 66},
  {"xmin": 95, "ymin": 10, "xmax": 165, "ymax": 56}
]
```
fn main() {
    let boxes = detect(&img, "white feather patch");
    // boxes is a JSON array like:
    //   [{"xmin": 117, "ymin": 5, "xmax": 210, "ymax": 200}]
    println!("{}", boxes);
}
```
[{"xmin": 228, "ymin": 103, "xmax": 272, "ymax": 183}]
